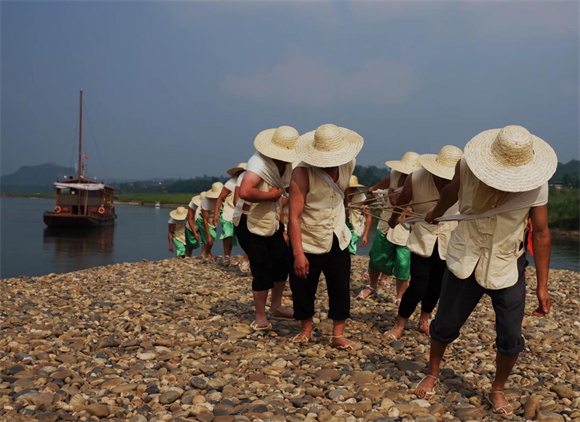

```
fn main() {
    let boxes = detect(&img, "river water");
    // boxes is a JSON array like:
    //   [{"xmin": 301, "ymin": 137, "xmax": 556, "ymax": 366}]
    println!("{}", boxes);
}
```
[{"xmin": 1, "ymin": 197, "xmax": 578, "ymax": 279}]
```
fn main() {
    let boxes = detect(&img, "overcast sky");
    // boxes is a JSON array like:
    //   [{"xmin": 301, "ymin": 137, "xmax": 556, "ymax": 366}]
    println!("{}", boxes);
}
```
[{"xmin": 2, "ymin": 1, "xmax": 578, "ymax": 181}]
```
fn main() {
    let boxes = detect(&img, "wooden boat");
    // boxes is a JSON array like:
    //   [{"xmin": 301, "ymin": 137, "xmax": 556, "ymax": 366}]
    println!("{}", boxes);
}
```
[{"xmin": 43, "ymin": 90, "xmax": 116, "ymax": 228}]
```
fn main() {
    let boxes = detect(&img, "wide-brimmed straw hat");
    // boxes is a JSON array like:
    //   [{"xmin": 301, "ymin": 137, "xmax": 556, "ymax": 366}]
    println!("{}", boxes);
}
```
[
  {"xmin": 191, "ymin": 192, "xmax": 206, "ymax": 207},
  {"xmin": 226, "ymin": 162, "xmax": 247, "ymax": 177},
  {"xmin": 464, "ymin": 125, "xmax": 557, "ymax": 192},
  {"xmin": 296, "ymin": 124, "xmax": 364, "ymax": 168},
  {"xmin": 385, "ymin": 151, "xmax": 422, "ymax": 175},
  {"xmin": 349, "ymin": 175, "xmax": 365, "ymax": 188},
  {"xmin": 169, "ymin": 206, "xmax": 188, "ymax": 221},
  {"xmin": 254, "ymin": 126, "xmax": 300, "ymax": 163},
  {"xmin": 418, "ymin": 145, "xmax": 463, "ymax": 180},
  {"xmin": 205, "ymin": 182, "xmax": 224, "ymax": 199}
]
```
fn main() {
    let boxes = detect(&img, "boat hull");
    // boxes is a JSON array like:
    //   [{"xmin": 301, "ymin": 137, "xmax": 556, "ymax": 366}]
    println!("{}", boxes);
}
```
[{"xmin": 43, "ymin": 213, "xmax": 115, "ymax": 228}]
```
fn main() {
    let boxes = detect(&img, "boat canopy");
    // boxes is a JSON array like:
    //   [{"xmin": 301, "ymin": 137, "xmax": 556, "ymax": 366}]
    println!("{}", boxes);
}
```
[{"xmin": 54, "ymin": 182, "xmax": 106, "ymax": 191}]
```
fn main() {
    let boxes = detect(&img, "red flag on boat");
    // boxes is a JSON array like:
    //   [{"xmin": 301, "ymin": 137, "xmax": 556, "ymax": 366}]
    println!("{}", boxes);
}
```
[{"xmin": 83, "ymin": 155, "xmax": 87, "ymax": 159}]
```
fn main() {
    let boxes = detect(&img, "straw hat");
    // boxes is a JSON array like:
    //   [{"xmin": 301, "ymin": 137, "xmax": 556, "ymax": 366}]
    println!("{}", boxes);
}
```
[
  {"xmin": 227, "ymin": 162, "xmax": 247, "ymax": 177},
  {"xmin": 464, "ymin": 125, "xmax": 557, "ymax": 192},
  {"xmin": 169, "ymin": 206, "xmax": 188, "ymax": 221},
  {"xmin": 296, "ymin": 124, "xmax": 364, "ymax": 168},
  {"xmin": 349, "ymin": 175, "xmax": 365, "ymax": 188},
  {"xmin": 418, "ymin": 145, "xmax": 463, "ymax": 180},
  {"xmin": 191, "ymin": 191, "xmax": 206, "ymax": 208},
  {"xmin": 205, "ymin": 182, "xmax": 224, "ymax": 199},
  {"xmin": 254, "ymin": 126, "xmax": 300, "ymax": 163},
  {"xmin": 385, "ymin": 151, "xmax": 422, "ymax": 175}
]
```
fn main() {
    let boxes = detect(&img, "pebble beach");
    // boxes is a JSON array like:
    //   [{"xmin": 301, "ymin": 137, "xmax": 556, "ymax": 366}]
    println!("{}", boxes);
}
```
[{"xmin": 1, "ymin": 256, "xmax": 579, "ymax": 422}]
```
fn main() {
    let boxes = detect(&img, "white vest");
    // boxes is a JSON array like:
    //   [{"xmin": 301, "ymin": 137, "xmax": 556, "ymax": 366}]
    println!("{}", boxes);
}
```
[
  {"xmin": 446, "ymin": 159, "xmax": 547, "ymax": 289},
  {"xmin": 298, "ymin": 160, "xmax": 354, "ymax": 254},
  {"xmin": 348, "ymin": 192, "xmax": 367, "ymax": 237},
  {"xmin": 376, "ymin": 170, "xmax": 411, "ymax": 246},
  {"xmin": 406, "ymin": 168, "xmax": 458, "ymax": 259}
]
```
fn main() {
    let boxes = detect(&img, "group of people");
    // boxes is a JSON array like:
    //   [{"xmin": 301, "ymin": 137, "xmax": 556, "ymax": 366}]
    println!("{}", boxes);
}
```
[{"xmin": 169, "ymin": 123, "xmax": 557, "ymax": 416}]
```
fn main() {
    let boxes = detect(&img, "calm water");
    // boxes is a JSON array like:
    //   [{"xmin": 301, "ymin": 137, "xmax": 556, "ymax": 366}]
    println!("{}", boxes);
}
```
[{"xmin": 1, "ymin": 197, "xmax": 578, "ymax": 278}]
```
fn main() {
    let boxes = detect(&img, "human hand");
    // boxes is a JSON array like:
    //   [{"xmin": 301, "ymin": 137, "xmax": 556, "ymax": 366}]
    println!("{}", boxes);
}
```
[
  {"xmin": 269, "ymin": 187, "xmax": 283, "ymax": 201},
  {"xmin": 533, "ymin": 286, "xmax": 551, "ymax": 317},
  {"xmin": 283, "ymin": 231, "xmax": 289, "ymax": 245},
  {"xmin": 212, "ymin": 216, "xmax": 219, "ymax": 227},
  {"xmin": 207, "ymin": 235, "xmax": 214, "ymax": 247},
  {"xmin": 361, "ymin": 236, "xmax": 368, "ymax": 247},
  {"xmin": 425, "ymin": 209, "xmax": 439, "ymax": 225},
  {"xmin": 294, "ymin": 254, "xmax": 309, "ymax": 279},
  {"xmin": 169, "ymin": 245, "xmax": 174, "ymax": 253}
]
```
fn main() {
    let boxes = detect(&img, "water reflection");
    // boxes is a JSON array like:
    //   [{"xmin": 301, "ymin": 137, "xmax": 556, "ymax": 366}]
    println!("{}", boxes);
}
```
[{"xmin": 43, "ymin": 227, "xmax": 115, "ymax": 258}]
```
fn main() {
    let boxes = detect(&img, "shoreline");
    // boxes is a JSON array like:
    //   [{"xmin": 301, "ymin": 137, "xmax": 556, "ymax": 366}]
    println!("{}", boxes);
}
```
[{"xmin": 1, "ymin": 256, "xmax": 579, "ymax": 421}]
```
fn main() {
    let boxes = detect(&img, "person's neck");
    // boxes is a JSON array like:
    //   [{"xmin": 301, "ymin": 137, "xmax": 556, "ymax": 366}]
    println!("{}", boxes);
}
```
[
  {"xmin": 323, "ymin": 166, "xmax": 339, "ymax": 182},
  {"xmin": 273, "ymin": 159, "xmax": 286, "ymax": 176}
]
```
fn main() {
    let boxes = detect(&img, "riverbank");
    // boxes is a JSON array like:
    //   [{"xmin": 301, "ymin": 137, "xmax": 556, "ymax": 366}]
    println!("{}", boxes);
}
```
[{"xmin": 1, "ymin": 256, "xmax": 579, "ymax": 421}]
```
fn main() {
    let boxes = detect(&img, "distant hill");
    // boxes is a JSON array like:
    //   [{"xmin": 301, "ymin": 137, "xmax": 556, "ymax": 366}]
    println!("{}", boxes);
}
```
[
  {"xmin": 551, "ymin": 159, "xmax": 579, "ymax": 187},
  {"xmin": 1, "ymin": 163, "xmax": 76, "ymax": 193}
]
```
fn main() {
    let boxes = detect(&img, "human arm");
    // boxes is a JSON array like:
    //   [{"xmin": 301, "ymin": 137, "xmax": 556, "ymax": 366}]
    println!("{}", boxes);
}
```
[
  {"xmin": 369, "ymin": 176, "xmax": 390, "ymax": 192},
  {"xmin": 425, "ymin": 161, "xmax": 461, "ymax": 223},
  {"xmin": 234, "ymin": 186, "xmax": 240, "ymax": 206},
  {"xmin": 289, "ymin": 167, "xmax": 309, "ymax": 279},
  {"xmin": 168, "ymin": 223, "xmax": 175, "ymax": 253},
  {"xmin": 530, "ymin": 205, "xmax": 551, "ymax": 316},
  {"xmin": 361, "ymin": 208, "xmax": 372, "ymax": 247},
  {"xmin": 213, "ymin": 187, "xmax": 231, "ymax": 226},
  {"xmin": 239, "ymin": 170, "xmax": 283, "ymax": 202},
  {"xmin": 187, "ymin": 208, "xmax": 199, "ymax": 241},
  {"xmin": 202, "ymin": 209, "xmax": 213, "ymax": 247},
  {"xmin": 388, "ymin": 173, "xmax": 413, "ymax": 228}
]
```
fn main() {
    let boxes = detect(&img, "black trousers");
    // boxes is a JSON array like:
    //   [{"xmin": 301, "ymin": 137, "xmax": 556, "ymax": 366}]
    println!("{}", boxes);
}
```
[
  {"xmin": 398, "ymin": 243, "xmax": 447, "ymax": 319},
  {"xmin": 234, "ymin": 216, "xmax": 289, "ymax": 291},
  {"xmin": 430, "ymin": 253, "xmax": 527, "ymax": 356},
  {"xmin": 290, "ymin": 236, "xmax": 351, "ymax": 321}
]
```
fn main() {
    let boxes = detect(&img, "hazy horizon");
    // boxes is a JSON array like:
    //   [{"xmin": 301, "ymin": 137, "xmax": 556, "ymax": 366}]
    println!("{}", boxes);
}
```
[{"xmin": 2, "ymin": 1, "xmax": 578, "ymax": 180}]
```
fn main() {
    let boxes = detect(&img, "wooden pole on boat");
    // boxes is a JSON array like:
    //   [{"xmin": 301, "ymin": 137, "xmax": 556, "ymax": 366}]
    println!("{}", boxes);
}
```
[{"xmin": 78, "ymin": 90, "xmax": 83, "ymax": 180}]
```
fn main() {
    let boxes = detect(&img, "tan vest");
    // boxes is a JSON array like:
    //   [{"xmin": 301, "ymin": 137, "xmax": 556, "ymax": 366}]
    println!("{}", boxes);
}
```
[
  {"xmin": 298, "ymin": 161, "xmax": 354, "ymax": 254},
  {"xmin": 221, "ymin": 177, "xmax": 237, "ymax": 222},
  {"xmin": 241, "ymin": 179, "xmax": 281, "ymax": 237},
  {"xmin": 406, "ymin": 168, "xmax": 458, "ymax": 259},
  {"xmin": 173, "ymin": 221, "xmax": 186, "ymax": 244},
  {"xmin": 348, "ymin": 192, "xmax": 366, "ymax": 237},
  {"xmin": 446, "ymin": 159, "xmax": 532, "ymax": 289},
  {"xmin": 376, "ymin": 170, "xmax": 411, "ymax": 246}
]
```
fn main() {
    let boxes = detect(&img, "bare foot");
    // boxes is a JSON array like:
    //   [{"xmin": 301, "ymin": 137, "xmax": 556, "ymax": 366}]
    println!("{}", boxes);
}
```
[
  {"xmin": 418, "ymin": 319, "xmax": 430, "ymax": 336},
  {"xmin": 378, "ymin": 278, "xmax": 390, "ymax": 288},
  {"xmin": 487, "ymin": 390, "xmax": 513, "ymax": 415},
  {"xmin": 330, "ymin": 335, "xmax": 358, "ymax": 351},
  {"xmin": 356, "ymin": 285, "xmax": 377, "ymax": 300},
  {"xmin": 292, "ymin": 331, "xmax": 312, "ymax": 343},
  {"xmin": 271, "ymin": 306, "xmax": 294, "ymax": 319},
  {"xmin": 415, "ymin": 375, "xmax": 437, "ymax": 399},
  {"xmin": 383, "ymin": 326, "xmax": 404, "ymax": 341}
]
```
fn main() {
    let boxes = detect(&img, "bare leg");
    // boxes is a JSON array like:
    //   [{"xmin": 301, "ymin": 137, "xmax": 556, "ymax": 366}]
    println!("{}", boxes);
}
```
[
  {"xmin": 488, "ymin": 352, "xmax": 518, "ymax": 413},
  {"xmin": 252, "ymin": 290, "xmax": 269, "ymax": 327},
  {"xmin": 395, "ymin": 278, "xmax": 408, "ymax": 301},
  {"xmin": 357, "ymin": 268, "xmax": 380, "ymax": 299},
  {"xmin": 384, "ymin": 314, "xmax": 408, "ymax": 340},
  {"xmin": 293, "ymin": 318, "xmax": 313, "ymax": 342},
  {"xmin": 331, "ymin": 319, "xmax": 357, "ymax": 350},
  {"xmin": 223, "ymin": 237, "xmax": 232, "ymax": 259},
  {"xmin": 186, "ymin": 248, "xmax": 193, "ymax": 258},
  {"xmin": 415, "ymin": 338, "xmax": 448, "ymax": 398},
  {"xmin": 270, "ymin": 281, "xmax": 293, "ymax": 318},
  {"xmin": 418, "ymin": 310, "xmax": 431, "ymax": 336}
]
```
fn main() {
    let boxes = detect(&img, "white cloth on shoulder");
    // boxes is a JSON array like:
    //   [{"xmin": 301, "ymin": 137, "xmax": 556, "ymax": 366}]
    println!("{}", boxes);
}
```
[{"xmin": 245, "ymin": 152, "xmax": 290, "ymax": 197}]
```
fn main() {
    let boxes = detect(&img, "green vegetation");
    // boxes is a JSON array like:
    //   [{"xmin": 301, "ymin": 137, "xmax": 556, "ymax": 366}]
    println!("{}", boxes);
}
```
[
  {"xmin": 115, "ymin": 193, "xmax": 195, "ymax": 205},
  {"xmin": 548, "ymin": 188, "xmax": 579, "ymax": 230},
  {"xmin": 2, "ymin": 192, "xmax": 56, "ymax": 199}
]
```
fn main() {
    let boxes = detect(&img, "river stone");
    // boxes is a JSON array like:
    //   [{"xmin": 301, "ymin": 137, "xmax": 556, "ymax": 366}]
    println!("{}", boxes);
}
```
[
  {"xmin": 191, "ymin": 377, "xmax": 208, "ymax": 389},
  {"xmin": 159, "ymin": 390, "xmax": 181, "ymax": 404},
  {"xmin": 84, "ymin": 404, "xmax": 111, "ymax": 417},
  {"xmin": 315, "ymin": 368, "xmax": 340, "ymax": 381},
  {"xmin": 552, "ymin": 385, "xmax": 576, "ymax": 400},
  {"xmin": 524, "ymin": 394, "xmax": 541, "ymax": 419},
  {"xmin": 328, "ymin": 389, "xmax": 349, "ymax": 400},
  {"xmin": 34, "ymin": 412, "xmax": 59, "ymax": 422},
  {"xmin": 455, "ymin": 407, "xmax": 487, "ymax": 421},
  {"xmin": 537, "ymin": 411, "xmax": 565, "ymax": 422}
]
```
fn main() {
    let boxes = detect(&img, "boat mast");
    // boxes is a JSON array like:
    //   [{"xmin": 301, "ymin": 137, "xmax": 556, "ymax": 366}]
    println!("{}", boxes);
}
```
[{"xmin": 78, "ymin": 90, "xmax": 83, "ymax": 180}]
